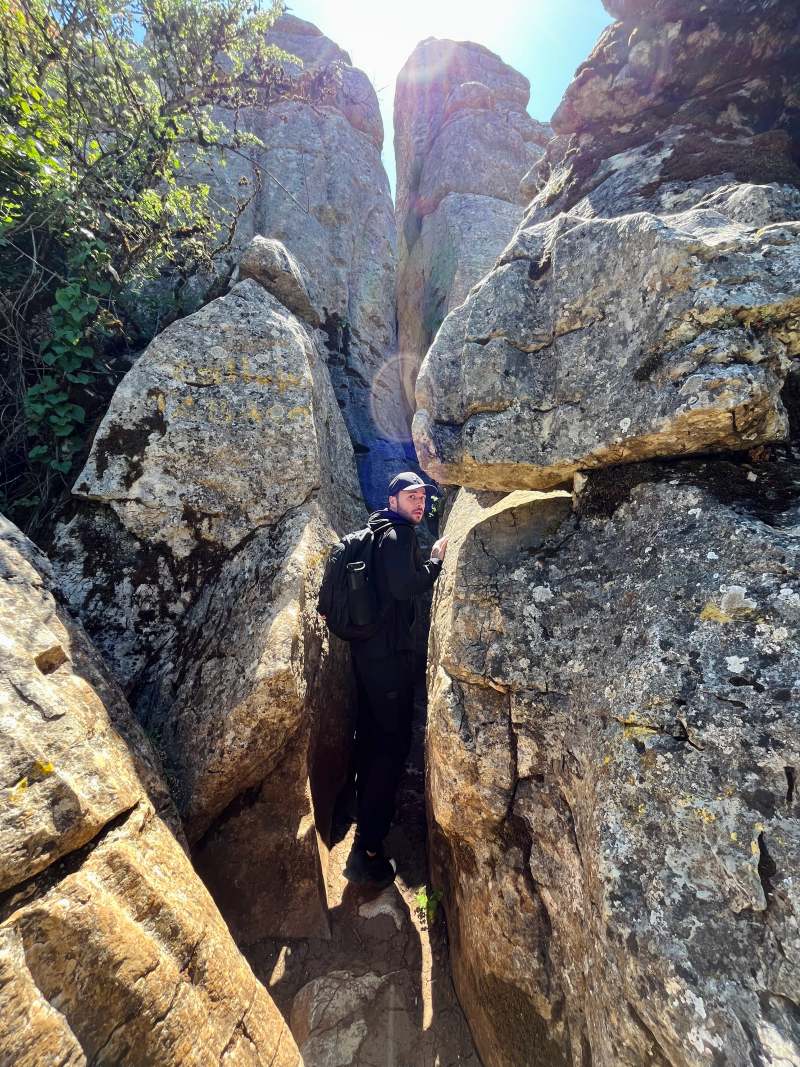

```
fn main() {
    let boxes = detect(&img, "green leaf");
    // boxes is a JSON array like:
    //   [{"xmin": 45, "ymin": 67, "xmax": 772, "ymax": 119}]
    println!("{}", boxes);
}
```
[
  {"xmin": 50, "ymin": 328, "xmax": 78, "ymax": 344},
  {"xmin": 54, "ymin": 285, "xmax": 80, "ymax": 310},
  {"xmin": 65, "ymin": 371, "xmax": 93, "ymax": 384},
  {"xmin": 27, "ymin": 445, "xmax": 49, "ymax": 460}
]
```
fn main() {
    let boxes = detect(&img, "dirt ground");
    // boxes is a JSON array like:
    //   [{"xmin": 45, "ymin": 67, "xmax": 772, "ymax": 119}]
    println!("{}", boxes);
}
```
[{"xmin": 247, "ymin": 672, "xmax": 481, "ymax": 1067}]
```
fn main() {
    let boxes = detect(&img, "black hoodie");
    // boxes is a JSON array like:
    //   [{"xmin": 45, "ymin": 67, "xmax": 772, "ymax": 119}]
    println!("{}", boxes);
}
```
[{"xmin": 354, "ymin": 509, "xmax": 443, "ymax": 660}]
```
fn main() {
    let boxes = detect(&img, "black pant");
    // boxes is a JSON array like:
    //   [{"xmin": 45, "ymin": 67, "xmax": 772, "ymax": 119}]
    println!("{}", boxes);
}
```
[{"xmin": 351, "ymin": 649, "xmax": 415, "ymax": 853}]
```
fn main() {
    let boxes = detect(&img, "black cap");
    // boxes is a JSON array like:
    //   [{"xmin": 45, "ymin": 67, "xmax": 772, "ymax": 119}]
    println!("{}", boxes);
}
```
[{"xmin": 387, "ymin": 471, "xmax": 436, "ymax": 496}]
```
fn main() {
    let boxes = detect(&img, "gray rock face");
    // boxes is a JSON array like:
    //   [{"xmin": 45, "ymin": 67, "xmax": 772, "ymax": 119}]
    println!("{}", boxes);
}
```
[
  {"xmin": 415, "ymin": 4, "xmax": 800, "ymax": 1064},
  {"xmin": 428, "ymin": 460, "xmax": 800, "ymax": 1065},
  {"xmin": 238, "ymin": 236, "xmax": 320, "ymax": 326},
  {"xmin": 414, "ymin": 187, "xmax": 800, "ymax": 491},
  {"xmin": 290, "ymin": 970, "xmax": 420, "ymax": 1066},
  {"xmin": 0, "ymin": 515, "xmax": 298, "ymax": 1066},
  {"xmin": 49, "ymin": 276, "xmax": 364, "ymax": 942},
  {"xmin": 523, "ymin": 0, "xmax": 800, "ymax": 225},
  {"xmin": 394, "ymin": 38, "xmax": 551, "ymax": 413},
  {"xmin": 398, "ymin": 193, "xmax": 525, "ymax": 412},
  {"xmin": 71, "ymin": 280, "xmax": 353, "ymax": 556},
  {"xmin": 192, "ymin": 15, "xmax": 406, "ymax": 508}
]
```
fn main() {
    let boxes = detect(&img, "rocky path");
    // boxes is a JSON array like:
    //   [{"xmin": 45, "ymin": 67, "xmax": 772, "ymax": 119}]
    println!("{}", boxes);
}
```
[{"xmin": 248, "ymin": 670, "xmax": 481, "ymax": 1067}]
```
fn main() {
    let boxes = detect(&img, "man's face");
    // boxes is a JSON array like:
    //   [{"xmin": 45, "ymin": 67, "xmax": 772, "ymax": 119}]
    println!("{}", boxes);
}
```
[{"xmin": 390, "ymin": 487, "xmax": 426, "ymax": 524}]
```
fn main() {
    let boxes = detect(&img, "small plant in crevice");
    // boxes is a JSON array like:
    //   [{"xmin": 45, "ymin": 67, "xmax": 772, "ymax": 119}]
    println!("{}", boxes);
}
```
[{"xmin": 415, "ymin": 886, "xmax": 443, "ymax": 926}]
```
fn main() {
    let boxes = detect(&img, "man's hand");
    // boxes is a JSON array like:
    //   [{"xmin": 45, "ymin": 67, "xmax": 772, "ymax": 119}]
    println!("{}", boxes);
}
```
[{"xmin": 431, "ymin": 536, "xmax": 449, "ymax": 562}]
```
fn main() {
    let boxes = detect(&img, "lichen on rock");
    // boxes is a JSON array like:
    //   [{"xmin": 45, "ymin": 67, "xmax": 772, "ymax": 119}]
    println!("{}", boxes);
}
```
[
  {"xmin": 427, "ymin": 461, "xmax": 800, "ymax": 1065},
  {"xmin": 418, "ymin": 2, "xmax": 800, "ymax": 1064},
  {"xmin": 414, "ymin": 190, "xmax": 800, "ymax": 491}
]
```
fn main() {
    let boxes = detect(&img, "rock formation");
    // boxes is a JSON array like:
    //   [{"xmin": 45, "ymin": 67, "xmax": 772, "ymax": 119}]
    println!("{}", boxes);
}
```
[
  {"xmin": 49, "ymin": 270, "xmax": 364, "ymax": 943},
  {"xmin": 525, "ymin": 0, "xmax": 800, "ymax": 226},
  {"xmin": 414, "ymin": 185, "xmax": 800, "ymax": 490},
  {"xmin": 428, "ymin": 465, "xmax": 800, "ymax": 1066},
  {"xmin": 417, "ymin": 1, "xmax": 800, "ymax": 1064},
  {"xmin": 195, "ymin": 14, "xmax": 408, "ymax": 508},
  {"xmin": 8, "ymin": 5, "xmax": 800, "ymax": 1063},
  {"xmin": 394, "ymin": 38, "xmax": 551, "ymax": 413},
  {"xmin": 0, "ymin": 515, "xmax": 298, "ymax": 1066}
]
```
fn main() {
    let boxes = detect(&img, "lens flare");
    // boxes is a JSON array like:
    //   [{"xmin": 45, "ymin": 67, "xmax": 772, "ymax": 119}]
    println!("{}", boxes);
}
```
[{"xmin": 369, "ymin": 351, "xmax": 420, "ymax": 443}]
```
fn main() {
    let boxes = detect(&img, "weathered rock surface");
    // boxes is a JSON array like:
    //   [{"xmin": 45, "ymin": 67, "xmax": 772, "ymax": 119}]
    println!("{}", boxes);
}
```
[
  {"xmin": 0, "ymin": 515, "xmax": 178, "ymax": 888},
  {"xmin": 291, "ymin": 970, "xmax": 419, "ymax": 1066},
  {"xmin": 414, "ymin": 187, "xmax": 800, "ymax": 490},
  {"xmin": 416, "ymin": 6, "xmax": 800, "ymax": 1063},
  {"xmin": 194, "ymin": 14, "xmax": 407, "ymax": 507},
  {"xmin": 238, "ymin": 236, "xmax": 320, "ymax": 326},
  {"xmin": 428, "ymin": 459, "xmax": 800, "ymax": 1065},
  {"xmin": 0, "ymin": 515, "xmax": 298, "ymax": 1066},
  {"xmin": 49, "ymin": 275, "xmax": 364, "ymax": 942},
  {"xmin": 185, "ymin": 498, "xmax": 356, "ymax": 942},
  {"xmin": 70, "ymin": 279, "xmax": 356, "ymax": 556},
  {"xmin": 394, "ymin": 38, "xmax": 551, "ymax": 411},
  {"xmin": 524, "ymin": 0, "xmax": 800, "ymax": 225},
  {"xmin": 398, "ymin": 192, "xmax": 524, "ymax": 411}
]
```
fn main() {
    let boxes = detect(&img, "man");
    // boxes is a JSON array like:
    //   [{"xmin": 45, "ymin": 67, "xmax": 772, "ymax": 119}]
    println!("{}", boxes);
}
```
[{"xmin": 343, "ymin": 471, "xmax": 448, "ymax": 888}]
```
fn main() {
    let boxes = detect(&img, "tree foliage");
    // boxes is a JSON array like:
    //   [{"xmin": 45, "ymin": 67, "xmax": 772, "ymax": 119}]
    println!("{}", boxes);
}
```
[{"xmin": 0, "ymin": 0, "xmax": 334, "ymax": 532}]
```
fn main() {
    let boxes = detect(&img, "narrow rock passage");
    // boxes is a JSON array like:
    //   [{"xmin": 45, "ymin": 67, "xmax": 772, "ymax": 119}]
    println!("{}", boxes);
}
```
[{"xmin": 248, "ymin": 667, "xmax": 481, "ymax": 1067}]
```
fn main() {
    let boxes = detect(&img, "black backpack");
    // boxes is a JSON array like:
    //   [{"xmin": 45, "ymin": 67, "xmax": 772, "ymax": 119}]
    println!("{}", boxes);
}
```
[{"xmin": 316, "ymin": 525, "xmax": 391, "ymax": 641}]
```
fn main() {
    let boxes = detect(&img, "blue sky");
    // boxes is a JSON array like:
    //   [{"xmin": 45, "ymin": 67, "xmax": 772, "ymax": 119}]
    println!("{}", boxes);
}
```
[{"xmin": 287, "ymin": 0, "xmax": 614, "ymax": 197}]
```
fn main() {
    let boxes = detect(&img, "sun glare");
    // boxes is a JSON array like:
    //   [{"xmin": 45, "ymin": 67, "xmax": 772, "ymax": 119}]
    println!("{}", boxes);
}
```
[{"xmin": 290, "ymin": 0, "xmax": 613, "ymax": 194}]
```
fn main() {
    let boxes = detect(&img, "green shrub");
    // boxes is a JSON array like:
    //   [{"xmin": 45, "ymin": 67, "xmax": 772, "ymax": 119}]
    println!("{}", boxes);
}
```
[{"xmin": 0, "ymin": 0, "xmax": 336, "ymax": 533}]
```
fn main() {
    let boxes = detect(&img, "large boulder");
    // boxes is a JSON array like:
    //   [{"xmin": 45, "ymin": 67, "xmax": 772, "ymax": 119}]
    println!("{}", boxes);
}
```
[
  {"xmin": 414, "ymin": 187, "xmax": 800, "ymax": 491},
  {"xmin": 190, "ymin": 14, "xmax": 406, "ymax": 508},
  {"xmin": 0, "ymin": 531, "xmax": 174, "ymax": 895},
  {"xmin": 49, "ymin": 276, "xmax": 364, "ymax": 942},
  {"xmin": 394, "ymin": 39, "xmax": 551, "ymax": 411},
  {"xmin": 427, "ymin": 460, "xmax": 800, "ymax": 1065},
  {"xmin": 0, "ymin": 515, "xmax": 298, "ymax": 1066},
  {"xmin": 182, "ymin": 497, "xmax": 355, "ymax": 942},
  {"xmin": 70, "ymin": 279, "xmax": 354, "ymax": 555}
]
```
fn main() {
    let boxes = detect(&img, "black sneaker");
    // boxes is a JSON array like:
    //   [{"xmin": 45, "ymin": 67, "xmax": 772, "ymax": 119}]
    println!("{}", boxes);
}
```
[{"xmin": 343, "ymin": 846, "xmax": 396, "ymax": 888}]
